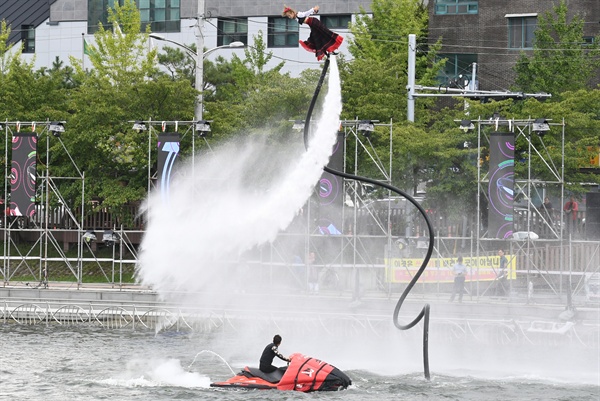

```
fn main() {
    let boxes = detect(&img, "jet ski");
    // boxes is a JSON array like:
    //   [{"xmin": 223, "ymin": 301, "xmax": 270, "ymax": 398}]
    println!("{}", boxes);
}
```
[{"xmin": 210, "ymin": 353, "xmax": 351, "ymax": 391}]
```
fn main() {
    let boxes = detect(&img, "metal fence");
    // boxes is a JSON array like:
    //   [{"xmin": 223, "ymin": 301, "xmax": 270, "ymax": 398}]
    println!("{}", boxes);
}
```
[
  {"xmin": 2, "ymin": 299, "xmax": 598, "ymax": 349},
  {"xmin": 1, "ymin": 225, "xmax": 598, "ymax": 306}
]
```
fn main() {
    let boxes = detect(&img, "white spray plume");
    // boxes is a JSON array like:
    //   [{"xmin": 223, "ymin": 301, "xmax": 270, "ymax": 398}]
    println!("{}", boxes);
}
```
[{"xmin": 137, "ymin": 58, "xmax": 342, "ymax": 300}]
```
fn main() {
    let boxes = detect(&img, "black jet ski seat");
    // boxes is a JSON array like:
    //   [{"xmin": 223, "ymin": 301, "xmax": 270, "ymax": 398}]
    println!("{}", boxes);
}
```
[{"xmin": 242, "ymin": 367, "xmax": 286, "ymax": 383}]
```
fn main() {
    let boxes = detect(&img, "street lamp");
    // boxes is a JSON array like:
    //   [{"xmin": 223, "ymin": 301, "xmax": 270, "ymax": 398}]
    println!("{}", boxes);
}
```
[
  {"xmin": 149, "ymin": 33, "xmax": 244, "ymax": 121},
  {"xmin": 358, "ymin": 120, "xmax": 375, "ymax": 137},
  {"xmin": 532, "ymin": 118, "xmax": 550, "ymax": 136},
  {"xmin": 459, "ymin": 119, "xmax": 475, "ymax": 132}
]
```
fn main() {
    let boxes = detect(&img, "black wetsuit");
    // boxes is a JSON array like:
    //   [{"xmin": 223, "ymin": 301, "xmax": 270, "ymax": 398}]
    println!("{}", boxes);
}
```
[{"xmin": 259, "ymin": 342, "xmax": 289, "ymax": 373}]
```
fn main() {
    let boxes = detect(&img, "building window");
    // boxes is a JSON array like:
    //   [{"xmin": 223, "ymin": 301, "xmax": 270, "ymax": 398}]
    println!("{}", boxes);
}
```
[
  {"xmin": 321, "ymin": 15, "xmax": 351, "ymax": 29},
  {"xmin": 88, "ymin": 0, "xmax": 180, "ymax": 34},
  {"xmin": 88, "ymin": 0, "xmax": 123, "ymax": 34},
  {"xmin": 268, "ymin": 17, "xmax": 298, "ymax": 48},
  {"xmin": 508, "ymin": 16, "xmax": 537, "ymax": 49},
  {"xmin": 21, "ymin": 25, "xmax": 35, "ymax": 53},
  {"xmin": 217, "ymin": 18, "xmax": 248, "ymax": 46},
  {"xmin": 138, "ymin": 0, "xmax": 180, "ymax": 33},
  {"xmin": 583, "ymin": 36, "xmax": 595, "ymax": 46},
  {"xmin": 435, "ymin": 0, "xmax": 478, "ymax": 15},
  {"xmin": 436, "ymin": 54, "xmax": 477, "ymax": 88}
]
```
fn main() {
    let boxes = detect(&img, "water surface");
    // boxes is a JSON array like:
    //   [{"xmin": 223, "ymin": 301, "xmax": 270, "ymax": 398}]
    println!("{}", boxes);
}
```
[{"xmin": 2, "ymin": 325, "xmax": 597, "ymax": 401}]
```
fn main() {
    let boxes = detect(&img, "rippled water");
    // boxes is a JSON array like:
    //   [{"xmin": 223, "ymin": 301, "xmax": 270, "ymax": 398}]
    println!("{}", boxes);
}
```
[{"xmin": 1, "ymin": 324, "xmax": 598, "ymax": 401}]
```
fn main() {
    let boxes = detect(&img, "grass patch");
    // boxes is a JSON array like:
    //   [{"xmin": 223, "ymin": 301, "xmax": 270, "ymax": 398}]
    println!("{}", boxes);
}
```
[{"xmin": 5, "ymin": 259, "xmax": 137, "ymax": 284}]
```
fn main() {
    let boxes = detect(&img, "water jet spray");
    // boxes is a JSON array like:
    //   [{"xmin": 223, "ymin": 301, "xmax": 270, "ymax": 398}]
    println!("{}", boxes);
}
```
[{"xmin": 188, "ymin": 350, "xmax": 236, "ymax": 375}]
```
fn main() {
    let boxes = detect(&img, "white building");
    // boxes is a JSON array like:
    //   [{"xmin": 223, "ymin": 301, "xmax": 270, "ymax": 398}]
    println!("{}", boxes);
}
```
[{"xmin": 2, "ymin": 0, "xmax": 372, "ymax": 76}]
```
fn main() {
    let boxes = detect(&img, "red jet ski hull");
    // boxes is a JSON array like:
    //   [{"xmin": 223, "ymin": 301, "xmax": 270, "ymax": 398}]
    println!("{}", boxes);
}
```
[{"xmin": 210, "ymin": 353, "xmax": 351, "ymax": 392}]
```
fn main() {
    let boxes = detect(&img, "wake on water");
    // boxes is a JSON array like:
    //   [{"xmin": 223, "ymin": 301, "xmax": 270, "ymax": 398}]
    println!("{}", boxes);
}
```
[
  {"xmin": 136, "ymin": 58, "xmax": 342, "ymax": 300},
  {"xmin": 101, "ymin": 357, "xmax": 212, "ymax": 389}
]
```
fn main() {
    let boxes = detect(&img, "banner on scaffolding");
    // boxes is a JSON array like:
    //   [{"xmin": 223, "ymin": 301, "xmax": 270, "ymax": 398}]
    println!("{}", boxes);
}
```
[
  {"xmin": 10, "ymin": 133, "xmax": 37, "ymax": 217},
  {"xmin": 316, "ymin": 131, "xmax": 345, "ymax": 235},
  {"xmin": 157, "ymin": 133, "xmax": 180, "ymax": 204},
  {"xmin": 488, "ymin": 132, "xmax": 514, "ymax": 239},
  {"xmin": 384, "ymin": 254, "xmax": 516, "ymax": 283}
]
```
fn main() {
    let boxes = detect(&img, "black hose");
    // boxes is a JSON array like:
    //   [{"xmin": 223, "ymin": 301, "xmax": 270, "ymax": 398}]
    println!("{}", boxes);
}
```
[{"xmin": 303, "ymin": 57, "xmax": 433, "ymax": 380}]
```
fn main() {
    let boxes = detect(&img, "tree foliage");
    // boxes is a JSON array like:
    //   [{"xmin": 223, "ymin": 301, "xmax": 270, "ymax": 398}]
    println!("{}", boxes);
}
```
[
  {"xmin": 61, "ymin": 0, "xmax": 196, "ymax": 217},
  {"xmin": 202, "ymin": 31, "xmax": 315, "ymax": 142},
  {"xmin": 341, "ymin": 0, "xmax": 442, "ymax": 124},
  {"xmin": 420, "ymin": 0, "xmax": 600, "ymax": 221},
  {"xmin": 513, "ymin": 0, "xmax": 600, "ymax": 96},
  {"xmin": 0, "ymin": 21, "xmax": 70, "ymax": 122},
  {"xmin": 510, "ymin": 0, "xmax": 600, "ymax": 194},
  {"xmin": 0, "ymin": 0, "xmax": 597, "ymax": 230},
  {"xmin": 339, "ymin": 0, "xmax": 447, "ymax": 209},
  {"xmin": 156, "ymin": 44, "xmax": 195, "ymax": 85}
]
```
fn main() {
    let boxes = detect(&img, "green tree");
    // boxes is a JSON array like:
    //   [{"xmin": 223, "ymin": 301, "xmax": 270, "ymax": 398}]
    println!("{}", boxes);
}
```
[
  {"xmin": 79, "ymin": 0, "xmax": 157, "ymax": 87},
  {"xmin": 155, "ymin": 44, "xmax": 195, "ymax": 85},
  {"xmin": 516, "ymin": 91, "xmax": 600, "ymax": 194},
  {"xmin": 202, "ymin": 31, "xmax": 315, "ymax": 141},
  {"xmin": 37, "ymin": 57, "xmax": 79, "ymax": 89},
  {"xmin": 0, "ymin": 20, "xmax": 20, "ymax": 74},
  {"xmin": 434, "ymin": 90, "xmax": 600, "ymax": 217},
  {"xmin": 339, "ymin": 0, "xmax": 444, "ymax": 205},
  {"xmin": 61, "ymin": 0, "xmax": 196, "ymax": 222},
  {"xmin": 425, "ymin": 100, "xmax": 514, "ymax": 222},
  {"xmin": 514, "ymin": 0, "xmax": 600, "ymax": 96},
  {"xmin": 0, "ymin": 21, "xmax": 70, "ymax": 122},
  {"xmin": 341, "ymin": 0, "xmax": 442, "ymax": 124},
  {"xmin": 153, "ymin": 30, "xmax": 313, "ymax": 141}
]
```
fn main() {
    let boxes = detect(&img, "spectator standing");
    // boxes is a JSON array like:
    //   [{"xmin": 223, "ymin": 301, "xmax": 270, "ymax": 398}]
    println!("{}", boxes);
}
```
[
  {"xmin": 563, "ymin": 196, "xmax": 579, "ymax": 237},
  {"xmin": 449, "ymin": 256, "xmax": 467, "ymax": 303},
  {"xmin": 495, "ymin": 249, "xmax": 509, "ymax": 297}
]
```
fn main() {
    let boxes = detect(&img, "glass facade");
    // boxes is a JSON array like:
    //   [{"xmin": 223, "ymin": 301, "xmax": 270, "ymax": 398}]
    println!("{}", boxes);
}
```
[
  {"xmin": 21, "ymin": 25, "xmax": 35, "ymax": 53},
  {"xmin": 436, "ymin": 53, "xmax": 477, "ymax": 87},
  {"xmin": 88, "ymin": 0, "xmax": 121, "ymax": 33},
  {"xmin": 268, "ymin": 17, "xmax": 298, "ymax": 48},
  {"xmin": 217, "ymin": 18, "xmax": 248, "ymax": 46},
  {"xmin": 435, "ymin": 0, "xmax": 478, "ymax": 15},
  {"xmin": 138, "ymin": 0, "xmax": 180, "ymax": 32},
  {"xmin": 321, "ymin": 15, "xmax": 351, "ymax": 29},
  {"xmin": 508, "ymin": 17, "xmax": 537, "ymax": 49},
  {"xmin": 88, "ymin": 0, "xmax": 180, "ymax": 34}
]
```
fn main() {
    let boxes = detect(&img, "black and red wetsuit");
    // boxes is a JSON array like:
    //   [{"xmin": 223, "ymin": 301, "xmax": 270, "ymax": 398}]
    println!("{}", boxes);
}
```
[{"xmin": 259, "ymin": 342, "xmax": 290, "ymax": 373}]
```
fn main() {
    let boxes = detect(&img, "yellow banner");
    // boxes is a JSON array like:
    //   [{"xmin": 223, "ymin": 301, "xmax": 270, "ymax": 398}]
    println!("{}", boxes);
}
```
[{"xmin": 384, "ymin": 255, "xmax": 516, "ymax": 283}]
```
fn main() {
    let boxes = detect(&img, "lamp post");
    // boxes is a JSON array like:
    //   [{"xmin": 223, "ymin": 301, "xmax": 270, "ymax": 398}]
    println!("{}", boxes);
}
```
[{"xmin": 149, "ymin": 33, "xmax": 244, "ymax": 121}]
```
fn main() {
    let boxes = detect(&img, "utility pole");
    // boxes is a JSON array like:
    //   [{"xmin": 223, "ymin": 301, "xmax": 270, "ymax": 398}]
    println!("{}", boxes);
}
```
[
  {"xmin": 407, "ymin": 34, "xmax": 416, "ymax": 123},
  {"xmin": 406, "ymin": 34, "xmax": 550, "ymax": 117},
  {"xmin": 195, "ymin": 0, "xmax": 205, "ymax": 121},
  {"xmin": 464, "ymin": 62, "xmax": 477, "ymax": 113},
  {"xmin": 151, "ymin": 4, "xmax": 243, "ymax": 123},
  {"xmin": 470, "ymin": 62, "xmax": 477, "ymax": 92}
]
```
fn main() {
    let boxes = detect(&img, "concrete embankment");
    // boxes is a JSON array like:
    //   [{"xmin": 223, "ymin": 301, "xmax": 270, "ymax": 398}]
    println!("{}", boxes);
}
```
[{"xmin": 1, "ymin": 281, "xmax": 598, "ymax": 324}]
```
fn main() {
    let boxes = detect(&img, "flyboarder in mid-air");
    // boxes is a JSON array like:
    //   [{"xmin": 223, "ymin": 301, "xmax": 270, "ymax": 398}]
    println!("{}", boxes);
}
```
[{"xmin": 282, "ymin": 5, "xmax": 344, "ymax": 61}]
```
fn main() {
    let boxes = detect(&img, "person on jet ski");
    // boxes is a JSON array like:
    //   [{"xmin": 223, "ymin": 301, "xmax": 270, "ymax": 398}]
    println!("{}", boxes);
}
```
[{"xmin": 259, "ymin": 334, "xmax": 291, "ymax": 373}]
